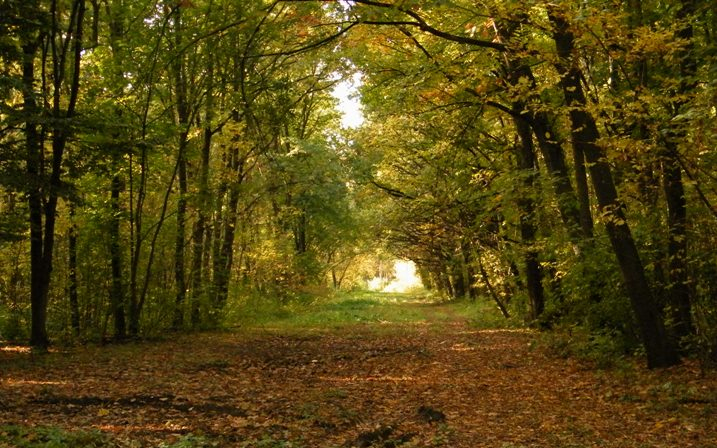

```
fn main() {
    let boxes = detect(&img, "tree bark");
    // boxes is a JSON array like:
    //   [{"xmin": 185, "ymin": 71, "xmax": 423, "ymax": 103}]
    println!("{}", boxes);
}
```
[{"xmin": 512, "ymin": 101, "xmax": 545, "ymax": 320}]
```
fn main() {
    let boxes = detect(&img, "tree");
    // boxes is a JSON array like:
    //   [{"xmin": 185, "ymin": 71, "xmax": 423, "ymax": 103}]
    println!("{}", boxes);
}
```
[
  {"xmin": 337, "ymin": 0, "xmax": 692, "ymax": 367},
  {"xmin": 14, "ymin": 0, "xmax": 87, "ymax": 349}
]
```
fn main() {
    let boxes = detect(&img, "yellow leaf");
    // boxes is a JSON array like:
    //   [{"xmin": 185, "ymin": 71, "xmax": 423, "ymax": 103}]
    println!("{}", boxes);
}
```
[{"xmin": 97, "ymin": 408, "xmax": 110, "ymax": 417}]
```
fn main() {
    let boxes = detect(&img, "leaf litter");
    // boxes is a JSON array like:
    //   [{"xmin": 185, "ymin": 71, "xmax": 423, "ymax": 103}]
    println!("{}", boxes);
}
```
[{"xmin": 1, "ymin": 303, "xmax": 717, "ymax": 447}]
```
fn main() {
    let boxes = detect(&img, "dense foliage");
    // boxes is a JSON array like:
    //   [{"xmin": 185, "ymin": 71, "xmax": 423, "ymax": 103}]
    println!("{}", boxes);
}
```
[{"xmin": 1, "ymin": 0, "xmax": 716, "ymax": 368}]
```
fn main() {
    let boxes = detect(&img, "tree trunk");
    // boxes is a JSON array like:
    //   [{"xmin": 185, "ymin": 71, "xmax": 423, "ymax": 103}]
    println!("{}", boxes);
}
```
[
  {"xmin": 461, "ymin": 241, "xmax": 479, "ymax": 300},
  {"xmin": 105, "ymin": 3, "xmax": 128, "ymax": 341},
  {"xmin": 478, "ymin": 255, "xmax": 510, "ymax": 319},
  {"xmin": 572, "ymin": 144, "xmax": 594, "ymax": 238},
  {"xmin": 512, "ymin": 101, "xmax": 545, "ymax": 320},
  {"xmin": 68, "ymin": 202, "xmax": 80, "ymax": 337},
  {"xmin": 109, "ymin": 174, "xmax": 126, "ymax": 340},
  {"xmin": 128, "ymin": 146, "xmax": 146, "ymax": 337},
  {"xmin": 214, "ymin": 181, "xmax": 240, "ymax": 310},
  {"xmin": 25, "ymin": 0, "xmax": 85, "ymax": 349},
  {"xmin": 174, "ymin": 133, "xmax": 188, "ymax": 329},
  {"xmin": 294, "ymin": 211, "xmax": 307, "ymax": 254},
  {"xmin": 213, "ymin": 137, "xmax": 244, "ymax": 310},
  {"xmin": 189, "ymin": 55, "xmax": 215, "ymax": 327},
  {"xmin": 549, "ymin": 9, "xmax": 679, "ymax": 368},
  {"xmin": 190, "ymin": 158, "xmax": 208, "ymax": 327},
  {"xmin": 495, "ymin": 18, "xmax": 584, "ymax": 243},
  {"xmin": 660, "ymin": 0, "xmax": 696, "ymax": 342},
  {"xmin": 172, "ymin": 5, "xmax": 189, "ymax": 329},
  {"xmin": 23, "ymin": 39, "xmax": 49, "ymax": 349},
  {"xmin": 662, "ymin": 149, "xmax": 691, "ymax": 340}
]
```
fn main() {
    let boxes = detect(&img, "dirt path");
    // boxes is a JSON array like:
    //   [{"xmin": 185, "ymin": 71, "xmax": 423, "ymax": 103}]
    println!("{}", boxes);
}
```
[{"xmin": 2, "ymin": 303, "xmax": 717, "ymax": 447}]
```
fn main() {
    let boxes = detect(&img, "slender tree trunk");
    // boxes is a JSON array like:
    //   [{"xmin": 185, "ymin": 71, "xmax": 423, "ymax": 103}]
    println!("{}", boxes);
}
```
[
  {"xmin": 109, "ymin": 174, "xmax": 126, "ymax": 340},
  {"xmin": 23, "ymin": 39, "xmax": 48, "ymax": 348},
  {"xmin": 572, "ymin": 145, "xmax": 594, "ymax": 238},
  {"xmin": 549, "ymin": 9, "xmax": 679, "ymax": 368},
  {"xmin": 128, "ymin": 147, "xmax": 146, "ymax": 337},
  {"xmin": 106, "ymin": 0, "xmax": 138, "ymax": 336},
  {"xmin": 172, "ymin": 5, "xmax": 189, "ymax": 329},
  {"xmin": 212, "ymin": 134, "xmax": 244, "ymax": 311},
  {"xmin": 449, "ymin": 257, "xmax": 467, "ymax": 300},
  {"xmin": 210, "ymin": 198, "xmax": 225, "ymax": 305},
  {"xmin": 190, "ymin": 137, "xmax": 209, "ymax": 327},
  {"xmin": 508, "ymin": 65, "xmax": 583, "ymax": 241},
  {"xmin": 210, "ymin": 152, "xmax": 229, "ymax": 307},
  {"xmin": 660, "ymin": 0, "xmax": 696, "ymax": 342},
  {"xmin": 68, "ymin": 202, "xmax": 80, "ymax": 336},
  {"xmin": 512, "ymin": 101, "xmax": 544, "ymax": 320},
  {"xmin": 138, "ymin": 156, "xmax": 180, "ymax": 327},
  {"xmin": 174, "ymin": 133, "xmax": 188, "ymax": 329},
  {"xmin": 494, "ymin": 18, "xmax": 583, "ymax": 243},
  {"xmin": 26, "ymin": 0, "xmax": 85, "ymax": 349},
  {"xmin": 663, "ymin": 149, "xmax": 691, "ymax": 340},
  {"xmin": 294, "ymin": 212, "xmax": 308, "ymax": 254},
  {"xmin": 215, "ymin": 176, "xmax": 241, "ymax": 310},
  {"xmin": 478, "ymin": 255, "xmax": 510, "ymax": 319},
  {"xmin": 461, "ymin": 241, "xmax": 479, "ymax": 300},
  {"xmin": 494, "ymin": 19, "xmax": 547, "ymax": 316},
  {"xmin": 332, "ymin": 268, "xmax": 339, "ymax": 289},
  {"xmin": 189, "ymin": 56, "xmax": 215, "ymax": 327}
]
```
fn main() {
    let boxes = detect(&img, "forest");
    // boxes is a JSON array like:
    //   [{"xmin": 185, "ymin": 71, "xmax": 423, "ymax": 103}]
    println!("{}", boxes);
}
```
[{"xmin": 1, "ymin": 0, "xmax": 717, "ymax": 445}]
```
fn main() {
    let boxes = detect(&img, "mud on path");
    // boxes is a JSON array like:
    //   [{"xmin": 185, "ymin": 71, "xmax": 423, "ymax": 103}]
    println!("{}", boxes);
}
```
[{"xmin": 1, "ymin": 302, "xmax": 717, "ymax": 447}]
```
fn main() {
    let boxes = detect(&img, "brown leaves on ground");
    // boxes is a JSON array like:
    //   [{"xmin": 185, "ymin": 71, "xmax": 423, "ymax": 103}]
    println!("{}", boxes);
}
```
[{"xmin": 1, "ymin": 305, "xmax": 717, "ymax": 447}]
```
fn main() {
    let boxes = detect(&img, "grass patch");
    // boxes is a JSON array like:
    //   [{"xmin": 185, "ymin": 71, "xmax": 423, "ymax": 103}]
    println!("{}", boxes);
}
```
[
  {"xmin": 223, "ymin": 289, "xmax": 514, "ymax": 332},
  {"xmin": 0, "ymin": 425, "xmax": 110, "ymax": 448},
  {"xmin": 224, "ymin": 291, "xmax": 429, "ymax": 330}
]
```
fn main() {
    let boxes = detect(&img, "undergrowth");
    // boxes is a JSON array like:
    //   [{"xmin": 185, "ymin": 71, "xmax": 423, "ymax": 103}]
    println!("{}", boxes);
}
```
[{"xmin": 540, "ymin": 325, "xmax": 638, "ymax": 370}]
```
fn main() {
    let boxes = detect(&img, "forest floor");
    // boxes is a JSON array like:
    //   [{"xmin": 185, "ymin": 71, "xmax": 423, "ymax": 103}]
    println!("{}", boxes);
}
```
[{"xmin": 1, "ymin": 296, "xmax": 717, "ymax": 448}]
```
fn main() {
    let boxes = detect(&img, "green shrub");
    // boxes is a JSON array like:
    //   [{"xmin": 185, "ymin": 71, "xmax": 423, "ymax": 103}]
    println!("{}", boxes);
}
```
[
  {"xmin": 0, "ymin": 426, "xmax": 214, "ymax": 448},
  {"xmin": 542, "ymin": 326, "xmax": 635, "ymax": 369},
  {"xmin": 0, "ymin": 304, "xmax": 28, "ymax": 342},
  {"xmin": 0, "ymin": 425, "xmax": 111, "ymax": 448}
]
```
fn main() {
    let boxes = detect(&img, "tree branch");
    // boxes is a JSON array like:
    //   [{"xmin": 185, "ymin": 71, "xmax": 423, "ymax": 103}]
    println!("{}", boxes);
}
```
[
  {"xmin": 352, "ymin": 0, "xmax": 505, "ymax": 51},
  {"xmin": 279, "ymin": 0, "xmax": 505, "ymax": 51},
  {"xmin": 246, "ymin": 22, "xmax": 358, "ymax": 58},
  {"xmin": 371, "ymin": 180, "xmax": 416, "ymax": 200}
]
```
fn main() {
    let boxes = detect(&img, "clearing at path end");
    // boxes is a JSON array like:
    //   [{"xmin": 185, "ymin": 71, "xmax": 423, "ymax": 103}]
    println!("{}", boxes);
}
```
[{"xmin": 1, "ymin": 301, "xmax": 716, "ymax": 447}]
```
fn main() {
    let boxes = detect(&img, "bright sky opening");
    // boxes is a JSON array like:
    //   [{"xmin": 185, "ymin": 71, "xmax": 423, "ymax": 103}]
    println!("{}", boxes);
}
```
[
  {"xmin": 368, "ymin": 260, "xmax": 423, "ymax": 293},
  {"xmin": 332, "ymin": 72, "xmax": 364, "ymax": 129}
]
